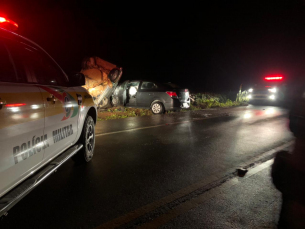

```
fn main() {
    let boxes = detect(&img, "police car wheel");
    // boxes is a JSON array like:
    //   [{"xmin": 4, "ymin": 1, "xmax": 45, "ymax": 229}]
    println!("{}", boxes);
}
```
[{"xmin": 73, "ymin": 115, "xmax": 95, "ymax": 163}]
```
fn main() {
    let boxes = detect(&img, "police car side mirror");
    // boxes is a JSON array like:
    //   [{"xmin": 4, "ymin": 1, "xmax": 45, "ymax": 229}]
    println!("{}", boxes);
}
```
[{"xmin": 69, "ymin": 72, "xmax": 85, "ymax": 87}]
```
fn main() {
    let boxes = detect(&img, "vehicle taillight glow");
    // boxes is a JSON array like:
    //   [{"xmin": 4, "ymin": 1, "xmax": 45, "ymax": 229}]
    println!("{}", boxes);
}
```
[
  {"xmin": 5, "ymin": 103, "xmax": 26, "ymax": 107},
  {"xmin": 166, "ymin": 91, "xmax": 178, "ymax": 97},
  {"xmin": 264, "ymin": 75, "xmax": 283, "ymax": 81},
  {"xmin": 0, "ymin": 16, "xmax": 18, "ymax": 30}
]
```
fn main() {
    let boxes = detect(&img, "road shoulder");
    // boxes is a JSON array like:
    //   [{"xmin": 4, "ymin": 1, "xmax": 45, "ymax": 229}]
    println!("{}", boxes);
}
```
[{"xmin": 160, "ymin": 160, "xmax": 281, "ymax": 229}]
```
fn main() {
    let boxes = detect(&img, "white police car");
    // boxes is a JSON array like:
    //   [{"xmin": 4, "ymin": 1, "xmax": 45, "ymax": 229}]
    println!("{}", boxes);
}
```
[
  {"xmin": 247, "ymin": 75, "xmax": 286, "ymax": 103},
  {"xmin": 0, "ymin": 17, "xmax": 97, "ymax": 217}
]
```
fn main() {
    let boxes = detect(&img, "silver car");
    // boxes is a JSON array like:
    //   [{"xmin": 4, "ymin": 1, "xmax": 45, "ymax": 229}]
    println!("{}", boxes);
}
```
[{"xmin": 111, "ymin": 80, "xmax": 190, "ymax": 114}]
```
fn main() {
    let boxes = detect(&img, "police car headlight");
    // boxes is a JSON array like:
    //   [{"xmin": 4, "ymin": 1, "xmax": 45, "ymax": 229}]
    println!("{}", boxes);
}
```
[
  {"xmin": 268, "ymin": 88, "xmax": 277, "ymax": 93},
  {"xmin": 248, "ymin": 88, "xmax": 253, "ymax": 93},
  {"xmin": 247, "ymin": 94, "xmax": 252, "ymax": 99},
  {"xmin": 269, "ymin": 95, "xmax": 276, "ymax": 100}
]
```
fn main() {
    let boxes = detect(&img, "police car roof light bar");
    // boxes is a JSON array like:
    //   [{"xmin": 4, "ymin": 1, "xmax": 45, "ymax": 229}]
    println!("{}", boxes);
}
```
[
  {"xmin": 264, "ymin": 75, "xmax": 283, "ymax": 81},
  {"xmin": 0, "ymin": 17, "xmax": 18, "ymax": 30}
]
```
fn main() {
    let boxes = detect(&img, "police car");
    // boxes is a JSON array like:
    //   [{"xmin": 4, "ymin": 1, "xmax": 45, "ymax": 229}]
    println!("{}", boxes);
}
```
[
  {"xmin": 247, "ymin": 75, "xmax": 286, "ymax": 103},
  {"xmin": 0, "ymin": 17, "xmax": 97, "ymax": 217}
]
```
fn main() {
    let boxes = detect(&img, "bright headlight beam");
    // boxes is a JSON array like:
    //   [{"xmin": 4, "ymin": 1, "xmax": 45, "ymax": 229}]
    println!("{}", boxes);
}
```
[
  {"xmin": 129, "ymin": 87, "xmax": 137, "ymax": 96},
  {"xmin": 268, "ymin": 88, "xmax": 276, "ymax": 93},
  {"xmin": 248, "ymin": 88, "xmax": 253, "ymax": 93},
  {"xmin": 269, "ymin": 95, "xmax": 276, "ymax": 100}
]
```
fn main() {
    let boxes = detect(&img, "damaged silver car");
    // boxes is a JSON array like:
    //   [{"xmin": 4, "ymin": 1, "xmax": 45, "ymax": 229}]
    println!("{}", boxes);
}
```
[{"xmin": 111, "ymin": 80, "xmax": 190, "ymax": 114}]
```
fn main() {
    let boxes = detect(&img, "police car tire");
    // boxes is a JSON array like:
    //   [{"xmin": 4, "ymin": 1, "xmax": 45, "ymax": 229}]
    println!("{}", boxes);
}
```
[{"xmin": 73, "ymin": 115, "xmax": 95, "ymax": 163}]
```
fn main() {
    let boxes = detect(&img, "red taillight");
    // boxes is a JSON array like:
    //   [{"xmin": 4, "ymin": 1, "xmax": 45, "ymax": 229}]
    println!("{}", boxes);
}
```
[
  {"xmin": 264, "ymin": 75, "xmax": 283, "ymax": 81},
  {"xmin": 0, "ymin": 17, "xmax": 18, "ymax": 31},
  {"xmin": 166, "ymin": 91, "xmax": 178, "ymax": 97},
  {"xmin": 5, "ymin": 103, "xmax": 26, "ymax": 107}
]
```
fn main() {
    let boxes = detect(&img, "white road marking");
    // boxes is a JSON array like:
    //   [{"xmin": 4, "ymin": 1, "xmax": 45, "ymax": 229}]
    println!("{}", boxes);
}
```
[{"xmin": 95, "ymin": 120, "xmax": 196, "ymax": 137}]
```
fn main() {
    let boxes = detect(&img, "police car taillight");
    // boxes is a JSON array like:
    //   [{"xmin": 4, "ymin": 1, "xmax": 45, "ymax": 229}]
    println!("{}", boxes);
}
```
[{"xmin": 0, "ymin": 17, "xmax": 18, "ymax": 31}]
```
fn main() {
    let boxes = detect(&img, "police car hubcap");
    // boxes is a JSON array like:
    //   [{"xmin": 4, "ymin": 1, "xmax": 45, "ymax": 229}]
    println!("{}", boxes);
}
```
[
  {"xmin": 86, "ymin": 120, "xmax": 94, "ymax": 158},
  {"xmin": 152, "ymin": 104, "xmax": 161, "ymax": 113}
]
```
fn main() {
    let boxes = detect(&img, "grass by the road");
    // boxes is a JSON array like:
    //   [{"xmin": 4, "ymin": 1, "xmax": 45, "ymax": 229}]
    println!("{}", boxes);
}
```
[
  {"xmin": 98, "ymin": 107, "xmax": 153, "ymax": 121},
  {"xmin": 97, "ymin": 100, "xmax": 245, "ymax": 121},
  {"xmin": 97, "ymin": 92, "xmax": 249, "ymax": 121},
  {"xmin": 190, "ymin": 99, "xmax": 242, "ymax": 110}
]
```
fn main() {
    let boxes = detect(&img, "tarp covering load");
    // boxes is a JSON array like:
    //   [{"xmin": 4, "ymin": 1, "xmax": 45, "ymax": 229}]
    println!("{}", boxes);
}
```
[{"xmin": 81, "ymin": 56, "xmax": 122, "ymax": 107}]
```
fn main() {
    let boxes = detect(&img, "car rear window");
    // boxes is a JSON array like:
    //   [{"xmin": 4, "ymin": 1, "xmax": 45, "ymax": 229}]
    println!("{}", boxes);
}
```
[{"xmin": 163, "ymin": 82, "xmax": 180, "ymax": 89}]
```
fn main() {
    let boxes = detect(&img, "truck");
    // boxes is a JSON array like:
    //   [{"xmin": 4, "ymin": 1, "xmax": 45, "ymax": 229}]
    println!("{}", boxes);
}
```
[{"xmin": 81, "ymin": 56, "xmax": 122, "ymax": 108}]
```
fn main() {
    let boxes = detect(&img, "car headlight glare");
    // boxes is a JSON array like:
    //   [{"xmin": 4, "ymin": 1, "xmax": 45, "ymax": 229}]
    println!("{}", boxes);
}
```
[
  {"xmin": 129, "ymin": 86, "xmax": 137, "ymax": 96},
  {"xmin": 268, "ymin": 88, "xmax": 276, "ymax": 93},
  {"xmin": 269, "ymin": 95, "xmax": 276, "ymax": 100},
  {"xmin": 248, "ymin": 88, "xmax": 253, "ymax": 93}
]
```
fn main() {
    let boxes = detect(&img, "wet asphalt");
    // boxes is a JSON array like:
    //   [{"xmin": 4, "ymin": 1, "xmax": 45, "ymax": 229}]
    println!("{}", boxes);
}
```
[
  {"xmin": 0, "ymin": 105, "xmax": 293, "ymax": 228},
  {"xmin": 160, "ymin": 160, "xmax": 281, "ymax": 229}
]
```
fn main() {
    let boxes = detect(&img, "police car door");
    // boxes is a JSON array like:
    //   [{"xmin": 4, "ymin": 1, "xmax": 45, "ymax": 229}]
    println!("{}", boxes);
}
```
[
  {"xmin": 0, "ymin": 38, "xmax": 45, "ymax": 197},
  {"xmin": 9, "ymin": 43, "xmax": 78, "ymax": 163}
]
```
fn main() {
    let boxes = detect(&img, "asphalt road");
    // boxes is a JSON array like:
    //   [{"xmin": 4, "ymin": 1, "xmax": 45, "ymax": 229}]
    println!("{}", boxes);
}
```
[
  {"xmin": 0, "ymin": 105, "xmax": 293, "ymax": 228},
  {"xmin": 160, "ymin": 159, "xmax": 281, "ymax": 229}
]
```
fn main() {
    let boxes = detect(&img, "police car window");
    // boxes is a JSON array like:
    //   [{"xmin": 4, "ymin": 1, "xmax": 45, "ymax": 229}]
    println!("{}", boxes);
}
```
[
  {"xmin": 0, "ymin": 41, "xmax": 18, "ymax": 83},
  {"xmin": 141, "ymin": 81, "xmax": 158, "ymax": 89},
  {"xmin": 9, "ymin": 43, "xmax": 68, "ymax": 86}
]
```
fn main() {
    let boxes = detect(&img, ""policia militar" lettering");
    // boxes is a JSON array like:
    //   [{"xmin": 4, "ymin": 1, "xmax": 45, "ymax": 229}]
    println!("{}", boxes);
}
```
[
  {"xmin": 13, "ymin": 135, "xmax": 49, "ymax": 164},
  {"xmin": 53, "ymin": 124, "xmax": 73, "ymax": 143}
]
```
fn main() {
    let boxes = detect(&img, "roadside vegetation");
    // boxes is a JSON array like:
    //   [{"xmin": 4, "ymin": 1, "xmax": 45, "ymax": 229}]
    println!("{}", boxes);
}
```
[
  {"xmin": 190, "ymin": 93, "xmax": 241, "ymax": 110},
  {"xmin": 98, "ymin": 107, "xmax": 152, "ymax": 120},
  {"xmin": 98, "ymin": 91, "xmax": 249, "ymax": 121}
]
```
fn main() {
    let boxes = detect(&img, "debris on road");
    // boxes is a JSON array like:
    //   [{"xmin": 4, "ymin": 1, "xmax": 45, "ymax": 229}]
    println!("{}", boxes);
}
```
[{"xmin": 237, "ymin": 168, "xmax": 248, "ymax": 177}]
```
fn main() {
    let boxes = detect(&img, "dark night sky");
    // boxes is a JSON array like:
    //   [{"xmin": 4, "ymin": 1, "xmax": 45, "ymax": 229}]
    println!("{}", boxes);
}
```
[{"xmin": 1, "ymin": 0, "xmax": 305, "ymax": 93}]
